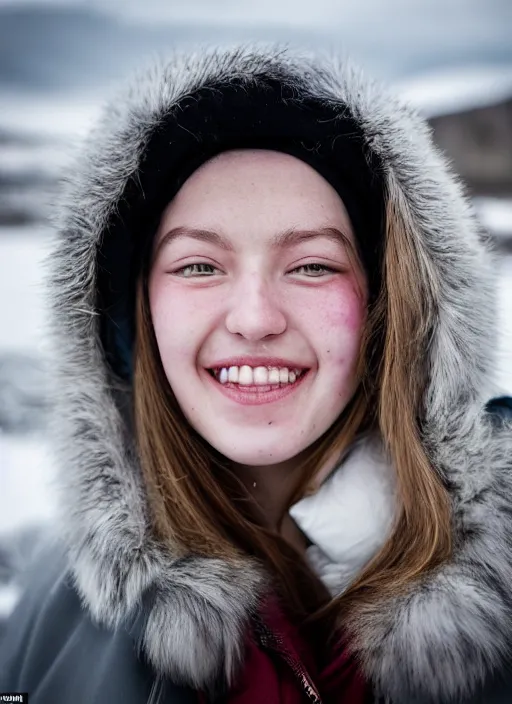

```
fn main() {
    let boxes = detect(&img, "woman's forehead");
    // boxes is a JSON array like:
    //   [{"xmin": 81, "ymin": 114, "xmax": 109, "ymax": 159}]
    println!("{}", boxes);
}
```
[
  {"xmin": 155, "ymin": 149, "xmax": 356, "ymax": 248},
  {"xmin": 169, "ymin": 148, "xmax": 346, "ymax": 195}
]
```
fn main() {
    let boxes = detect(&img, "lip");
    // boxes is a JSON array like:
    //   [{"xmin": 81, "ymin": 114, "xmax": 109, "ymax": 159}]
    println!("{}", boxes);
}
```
[
  {"xmin": 205, "ymin": 356, "xmax": 310, "ymax": 371},
  {"xmin": 203, "ymin": 367, "xmax": 311, "ymax": 406}
]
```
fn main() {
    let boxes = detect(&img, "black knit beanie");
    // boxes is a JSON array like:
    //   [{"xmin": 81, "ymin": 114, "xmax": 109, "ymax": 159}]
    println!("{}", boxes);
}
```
[{"xmin": 153, "ymin": 138, "xmax": 382, "ymax": 288}]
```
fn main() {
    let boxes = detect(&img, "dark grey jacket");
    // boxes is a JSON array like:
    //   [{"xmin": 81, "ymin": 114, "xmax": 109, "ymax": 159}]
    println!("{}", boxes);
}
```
[
  {"xmin": 0, "ymin": 547, "xmax": 197, "ymax": 704},
  {"xmin": 1, "ymin": 45, "xmax": 512, "ymax": 704}
]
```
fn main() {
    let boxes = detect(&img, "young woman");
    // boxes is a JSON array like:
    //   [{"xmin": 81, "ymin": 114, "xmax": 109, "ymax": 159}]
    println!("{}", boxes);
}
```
[{"xmin": 1, "ymin": 45, "xmax": 512, "ymax": 704}]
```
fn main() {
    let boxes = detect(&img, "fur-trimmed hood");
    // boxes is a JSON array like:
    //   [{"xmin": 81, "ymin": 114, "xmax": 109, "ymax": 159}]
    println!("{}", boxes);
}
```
[{"xmin": 47, "ymin": 45, "xmax": 512, "ymax": 703}]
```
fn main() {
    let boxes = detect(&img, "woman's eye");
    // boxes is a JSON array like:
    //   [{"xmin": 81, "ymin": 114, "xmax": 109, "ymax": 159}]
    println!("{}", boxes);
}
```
[
  {"xmin": 291, "ymin": 263, "xmax": 337, "ymax": 277},
  {"xmin": 175, "ymin": 263, "xmax": 219, "ymax": 277}
]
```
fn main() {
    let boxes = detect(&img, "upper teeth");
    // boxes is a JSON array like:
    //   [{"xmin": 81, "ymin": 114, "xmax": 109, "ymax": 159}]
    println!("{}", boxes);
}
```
[{"xmin": 214, "ymin": 365, "xmax": 303, "ymax": 385}]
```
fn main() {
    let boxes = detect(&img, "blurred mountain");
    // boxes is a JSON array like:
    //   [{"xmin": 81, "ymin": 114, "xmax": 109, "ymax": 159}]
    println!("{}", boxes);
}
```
[
  {"xmin": 396, "ymin": 66, "xmax": 512, "ymax": 196},
  {"xmin": 431, "ymin": 99, "xmax": 512, "ymax": 196}
]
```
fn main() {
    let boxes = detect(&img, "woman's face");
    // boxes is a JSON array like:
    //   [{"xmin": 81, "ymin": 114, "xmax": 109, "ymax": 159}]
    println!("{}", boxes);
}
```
[{"xmin": 149, "ymin": 149, "xmax": 368, "ymax": 467}]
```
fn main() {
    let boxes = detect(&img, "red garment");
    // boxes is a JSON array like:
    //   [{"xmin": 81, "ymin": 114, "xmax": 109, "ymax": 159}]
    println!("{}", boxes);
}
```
[{"xmin": 199, "ymin": 597, "xmax": 368, "ymax": 703}]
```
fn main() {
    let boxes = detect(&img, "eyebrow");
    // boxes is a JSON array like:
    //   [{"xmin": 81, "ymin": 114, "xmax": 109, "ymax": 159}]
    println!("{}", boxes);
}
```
[{"xmin": 154, "ymin": 225, "xmax": 353, "ymax": 256}]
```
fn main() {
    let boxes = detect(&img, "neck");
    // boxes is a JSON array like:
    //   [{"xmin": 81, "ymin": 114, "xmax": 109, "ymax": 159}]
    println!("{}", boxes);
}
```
[
  {"xmin": 231, "ymin": 457, "xmax": 310, "ymax": 554},
  {"xmin": 234, "ymin": 460, "xmax": 298, "ymax": 528}
]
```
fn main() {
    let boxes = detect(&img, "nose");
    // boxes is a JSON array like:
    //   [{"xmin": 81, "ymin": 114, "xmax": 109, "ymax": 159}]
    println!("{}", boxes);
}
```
[{"xmin": 225, "ymin": 273, "xmax": 287, "ymax": 340}]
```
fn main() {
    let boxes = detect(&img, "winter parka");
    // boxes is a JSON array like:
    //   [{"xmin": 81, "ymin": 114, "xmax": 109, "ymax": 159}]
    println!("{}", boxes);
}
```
[{"xmin": 1, "ymin": 44, "xmax": 512, "ymax": 704}]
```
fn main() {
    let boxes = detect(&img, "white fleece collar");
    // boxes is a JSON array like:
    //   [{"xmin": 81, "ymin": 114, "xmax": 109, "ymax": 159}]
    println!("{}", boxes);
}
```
[{"xmin": 289, "ymin": 434, "xmax": 397, "ymax": 596}]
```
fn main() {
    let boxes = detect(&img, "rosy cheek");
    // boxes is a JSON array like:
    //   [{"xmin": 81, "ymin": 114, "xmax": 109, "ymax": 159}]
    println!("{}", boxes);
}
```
[
  {"xmin": 338, "ymin": 293, "xmax": 367, "ymax": 332},
  {"xmin": 149, "ymin": 280, "xmax": 185, "ymax": 340},
  {"xmin": 150, "ymin": 277, "xmax": 218, "ymax": 363},
  {"xmin": 314, "ymin": 278, "xmax": 367, "ymax": 334},
  {"xmin": 150, "ymin": 277, "xmax": 197, "ymax": 324}
]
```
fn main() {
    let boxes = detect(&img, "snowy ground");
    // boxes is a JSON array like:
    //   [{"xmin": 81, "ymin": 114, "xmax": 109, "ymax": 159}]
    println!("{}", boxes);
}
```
[
  {"xmin": 474, "ymin": 198, "xmax": 512, "ymax": 239},
  {"xmin": 0, "ymin": 229, "xmax": 56, "ymax": 537}
]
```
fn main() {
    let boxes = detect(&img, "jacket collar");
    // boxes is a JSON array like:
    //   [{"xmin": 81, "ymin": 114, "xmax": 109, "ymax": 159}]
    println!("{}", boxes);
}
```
[{"xmin": 290, "ymin": 433, "xmax": 397, "ymax": 597}]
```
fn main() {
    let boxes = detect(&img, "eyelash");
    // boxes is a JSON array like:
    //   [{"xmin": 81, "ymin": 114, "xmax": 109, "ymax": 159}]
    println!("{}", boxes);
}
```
[{"xmin": 173, "ymin": 262, "xmax": 337, "ymax": 278}]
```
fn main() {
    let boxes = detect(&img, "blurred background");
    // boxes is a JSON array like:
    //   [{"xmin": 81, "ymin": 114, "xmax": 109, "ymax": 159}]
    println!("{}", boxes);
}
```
[{"xmin": 0, "ymin": 0, "xmax": 511, "ymax": 618}]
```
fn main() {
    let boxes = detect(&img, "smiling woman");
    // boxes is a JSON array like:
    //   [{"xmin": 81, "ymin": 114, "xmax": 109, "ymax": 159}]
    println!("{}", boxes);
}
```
[
  {"xmin": 145, "ymin": 150, "xmax": 367, "ymax": 471},
  {"xmin": 1, "ymin": 45, "xmax": 512, "ymax": 704}
]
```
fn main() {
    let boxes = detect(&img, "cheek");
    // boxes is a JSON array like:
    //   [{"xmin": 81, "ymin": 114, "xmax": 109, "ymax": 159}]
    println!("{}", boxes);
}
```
[
  {"xmin": 298, "ymin": 279, "xmax": 367, "ymax": 351},
  {"xmin": 148, "ymin": 279, "xmax": 205, "ymax": 366},
  {"xmin": 322, "ymin": 284, "xmax": 366, "ymax": 333}
]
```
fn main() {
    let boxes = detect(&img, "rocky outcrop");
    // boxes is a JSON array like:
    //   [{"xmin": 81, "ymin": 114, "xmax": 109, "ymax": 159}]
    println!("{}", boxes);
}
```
[{"xmin": 429, "ymin": 99, "xmax": 512, "ymax": 196}]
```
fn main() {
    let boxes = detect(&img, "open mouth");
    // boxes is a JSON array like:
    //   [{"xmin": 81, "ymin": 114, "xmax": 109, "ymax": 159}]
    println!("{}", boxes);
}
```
[
  {"xmin": 205, "ymin": 365, "xmax": 311, "ymax": 405},
  {"xmin": 206, "ymin": 367, "xmax": 309, "ymax": 387}
]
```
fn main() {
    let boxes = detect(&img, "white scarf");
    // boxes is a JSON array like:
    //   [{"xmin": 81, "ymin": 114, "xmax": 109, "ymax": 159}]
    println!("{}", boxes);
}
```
[{"xmin": 289, "ymin": 434, "xmax": 397, "ymax": 596}]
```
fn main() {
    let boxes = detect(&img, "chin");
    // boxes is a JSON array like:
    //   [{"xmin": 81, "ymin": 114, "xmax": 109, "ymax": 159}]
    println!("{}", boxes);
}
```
[{"xmin": 212, "ymin": 436, "xmax": 307, "ymax": 467}]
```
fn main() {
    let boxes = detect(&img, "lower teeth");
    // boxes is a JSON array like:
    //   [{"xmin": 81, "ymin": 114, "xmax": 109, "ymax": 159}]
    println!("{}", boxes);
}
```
[{"xmin": 234, "ymin": 382, "xmax": 291, "ymax": 387}]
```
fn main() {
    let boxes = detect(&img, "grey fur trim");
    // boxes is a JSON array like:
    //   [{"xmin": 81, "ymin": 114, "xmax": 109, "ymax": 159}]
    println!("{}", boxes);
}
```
[
  {"xmin": 347, "ymin": 415, "xmax": 512, "ymax": 703},
  {"xmin": 46, "ymin": 43, "xmax": 512, "ymax": 700}
]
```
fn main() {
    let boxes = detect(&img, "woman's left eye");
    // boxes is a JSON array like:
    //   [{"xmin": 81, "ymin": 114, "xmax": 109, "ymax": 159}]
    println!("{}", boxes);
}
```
[
  {"xmin": 175, "ymin": 263, "xmax": 219, "ymax": 277},
  {"xmin": 291, "ymin": 263, "xmax": 337, "ymax": 277}
]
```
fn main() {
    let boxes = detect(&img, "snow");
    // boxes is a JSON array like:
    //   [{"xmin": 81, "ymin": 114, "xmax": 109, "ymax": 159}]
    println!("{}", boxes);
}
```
[
  {"xmin": 396, "ymin": 65, "xmax": 512, "ymax": 117},
  {"xmin": 0, "ymin": 434, "xmax": 56, "ymax": 535},
  {"xmin": 0, "ymin": 92, "xmax": 102, "ymax": 141},
  {"xmin": 0, "ymin": 227, "xmax": 52, "ymax": 354},
  {"xmin": 0, "ymin": 231, "xmax": 57, "ymax": 538},
  {"xmin": 474, "ymin": 198, "xmax": 512, "ymax": 238},
  {"xmin": 0, "ymin": 142, "xmax": 73, "ymax": 178}
]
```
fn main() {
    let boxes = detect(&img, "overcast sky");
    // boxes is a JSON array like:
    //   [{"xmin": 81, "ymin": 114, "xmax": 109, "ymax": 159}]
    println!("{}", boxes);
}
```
[
  {"xmin": 1, "ymin": 0, "xmax": 510, "ymax": 91},
  {"xmin": 1, "ymin": 0, "xmax": 511, "ymax": 31}
]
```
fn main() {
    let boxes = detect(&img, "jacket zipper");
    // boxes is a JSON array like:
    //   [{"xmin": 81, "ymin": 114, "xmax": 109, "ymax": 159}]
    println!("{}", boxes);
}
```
[{"xmin": 252, "ymin": 615, "xmax": 323, "ymax": 703}]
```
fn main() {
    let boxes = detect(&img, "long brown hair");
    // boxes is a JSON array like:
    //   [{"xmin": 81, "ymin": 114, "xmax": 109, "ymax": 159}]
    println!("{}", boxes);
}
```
[{"xmin": 133, "ymin": 177, "xmax": 452, "ymax": 635}]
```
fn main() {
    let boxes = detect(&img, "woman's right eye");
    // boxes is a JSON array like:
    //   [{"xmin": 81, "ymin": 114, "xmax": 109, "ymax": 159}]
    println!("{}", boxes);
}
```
[{"xmin": 174, "ymin": 263, "xmax": 219, "ymax": 277}]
